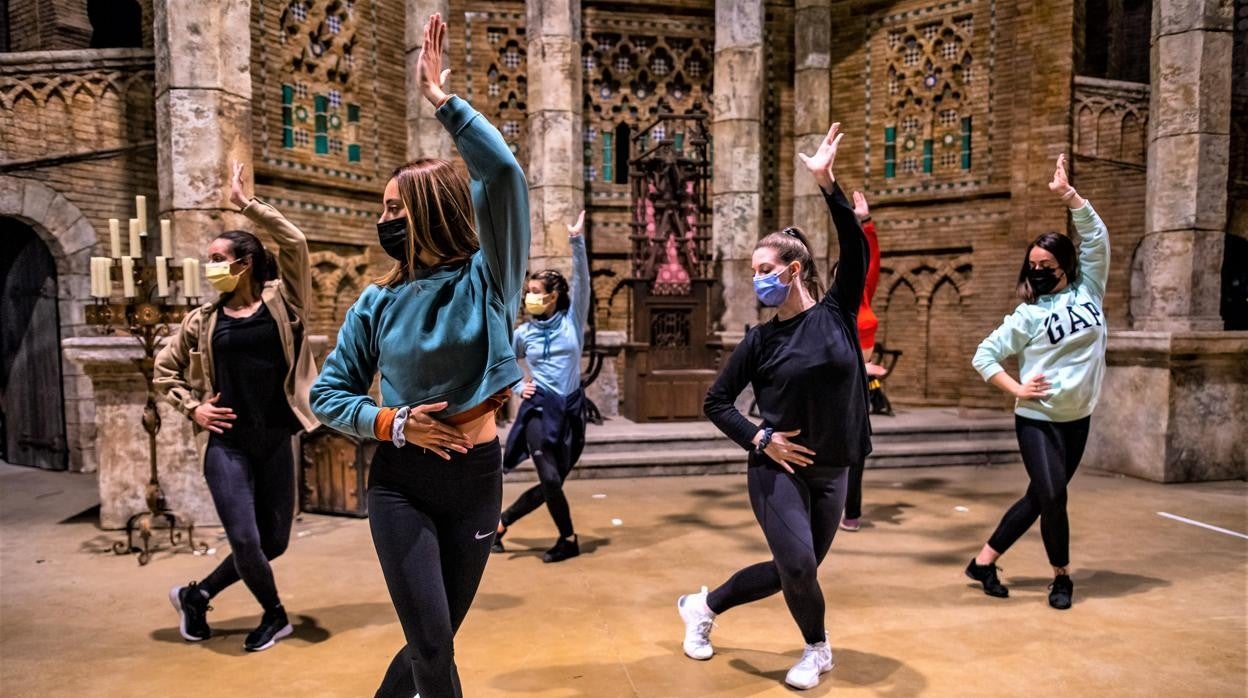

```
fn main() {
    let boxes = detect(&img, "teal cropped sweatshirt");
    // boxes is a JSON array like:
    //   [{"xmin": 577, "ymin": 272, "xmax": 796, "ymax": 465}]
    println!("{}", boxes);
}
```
[
  {"xmin": 972, "ymin": 202, "xmax": 1109, "ymax": 423},
  {"xmin": 309, "ymin": 95, "xmax": 530, "ymax": 439}
]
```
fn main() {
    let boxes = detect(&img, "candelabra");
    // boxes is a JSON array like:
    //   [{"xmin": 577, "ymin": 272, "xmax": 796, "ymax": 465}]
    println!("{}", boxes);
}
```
[{"xmin": 86, "ymin": 203, "xmax": 207, "ymax": 565}]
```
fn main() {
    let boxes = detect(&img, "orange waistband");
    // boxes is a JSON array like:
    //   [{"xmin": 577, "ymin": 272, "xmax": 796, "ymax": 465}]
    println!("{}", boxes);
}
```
[{"xmin": 444, "ymin": 390, "xmax": 510, "ymax": 426}]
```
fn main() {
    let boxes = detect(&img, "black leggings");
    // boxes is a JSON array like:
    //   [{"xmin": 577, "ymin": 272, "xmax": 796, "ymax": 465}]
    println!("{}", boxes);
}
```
[
  {"xmin": 844, "ymin": 459, "xmax": 864, "ymax": 520},
  {"xmin": 987, "ymin": 415, "xmax": 1091, "ymax": 568},
  {"xmin": 199, "ymin": 429, "xmax": 295, "ymax": 611},
  {"xmin": 707, "ymin": 460, "xmax": 847, "ymax": 645},
  {"xmin": 499, "ymin": 417, "xmax": 575, "ymax": 538},
  {"xmin": 368, "ymin": 439, "xmax": 503, "ymax": 698}
]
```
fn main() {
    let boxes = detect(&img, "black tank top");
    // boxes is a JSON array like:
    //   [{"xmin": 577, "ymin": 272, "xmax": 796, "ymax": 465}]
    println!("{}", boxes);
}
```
[{"xmin": 211, "ymin": 302, "xmax": 298, "ymax": 434}]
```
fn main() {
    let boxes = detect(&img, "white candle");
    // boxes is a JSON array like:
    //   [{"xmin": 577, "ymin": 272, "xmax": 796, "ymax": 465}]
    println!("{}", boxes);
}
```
[
  {"xmin": 129, "ymin": 218, "xmax": 142, "ymax": 257},
  {"xmin": 108, "ymin": 219, "xmax": 121, "ymax": 258},
  {"xmin": 121, "ymin": 256, "xmax": 136, "ymax": 298},
  {"xmin": 90, "ymin": 258, "xmax": 103, "ymax": 297},
  {"xmin": 182, "ymin": 258, "xmax": 200, "ymax": 299},
  {"xmin": 156, "ymin": 257, "xmax": 169, "ymax": 296},
  {"xmin": 135, "ymin": 195, "xmax": 147, "ymax": 234},
  {"xmin": 160, "ymin": 219, "xmax": 172, "ymax": 258}
]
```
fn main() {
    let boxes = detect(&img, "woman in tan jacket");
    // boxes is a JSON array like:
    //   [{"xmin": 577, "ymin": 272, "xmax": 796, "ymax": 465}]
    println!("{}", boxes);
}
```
[{"xmin": 154, "ymin": 163, "xmax": 319, "ymax": 652}]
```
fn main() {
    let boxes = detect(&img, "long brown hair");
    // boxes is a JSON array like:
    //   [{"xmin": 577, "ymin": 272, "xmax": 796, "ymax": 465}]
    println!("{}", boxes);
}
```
[
  {"xmin": 756, "ymin": 225, "xmax": 824, "ymax": 299},
  {"xmin": 376, "ymin": 159, "xmax": 478, "ymax": 286}
]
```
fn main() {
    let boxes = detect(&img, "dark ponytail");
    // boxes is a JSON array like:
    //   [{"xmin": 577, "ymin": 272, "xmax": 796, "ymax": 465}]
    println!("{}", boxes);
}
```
[
  {"xmin": 214, "ymin": 230, "xmax": 276, "ymax": 307},
  {"xmin": 756, "ymin": 225, "xmax": 824, "ymax": 299},
  {"xmin": 531, "ymin": 269, "xmax": 571, "ymax": 313}
]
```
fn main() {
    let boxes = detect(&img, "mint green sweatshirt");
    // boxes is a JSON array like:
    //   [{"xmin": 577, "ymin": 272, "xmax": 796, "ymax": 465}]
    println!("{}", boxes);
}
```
[
  {"xmin": 972, "ymin": 202, "xmax": 1109, "ymax": 422},
  {"xmin": 309, "ymin": 96, "xmax": 530, "ymax": 439}
]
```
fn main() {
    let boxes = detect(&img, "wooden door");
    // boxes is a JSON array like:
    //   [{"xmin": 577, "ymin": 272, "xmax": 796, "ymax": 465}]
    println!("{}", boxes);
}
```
[{"xmin": 0, "ymin": 218, "xmax": 67, "ymax": 470}]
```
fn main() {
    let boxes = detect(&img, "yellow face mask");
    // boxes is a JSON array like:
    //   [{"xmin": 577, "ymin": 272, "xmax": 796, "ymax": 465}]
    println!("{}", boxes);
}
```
[
  {"xmin": 524, "ymin": 292, "xmax": 550, "ymax": 315},
  {"xmin": 204, "ymin": 260, "xmax": 243, "ymax": 293}
]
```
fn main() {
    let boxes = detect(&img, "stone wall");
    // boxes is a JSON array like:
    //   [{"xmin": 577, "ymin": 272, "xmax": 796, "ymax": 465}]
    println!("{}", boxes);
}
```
[{"xmin": 1, "ymin": 49, "xmax": 159, "ymax": 473}]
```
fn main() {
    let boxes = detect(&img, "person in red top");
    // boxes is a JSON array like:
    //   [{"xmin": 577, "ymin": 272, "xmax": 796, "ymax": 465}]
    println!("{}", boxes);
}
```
[{"xmin": 841, "ymin": 190, "xmax": 883, "ymax": 532}]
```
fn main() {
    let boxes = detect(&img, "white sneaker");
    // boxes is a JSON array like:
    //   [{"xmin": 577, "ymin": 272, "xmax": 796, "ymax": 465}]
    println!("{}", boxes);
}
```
[
  {"xmin": 784, "ymin": 637, "xmax": 834, "ymax": 690},
  {"xmin": 677, "ymin": 586, "xmax": 716, "ymax": 660}
]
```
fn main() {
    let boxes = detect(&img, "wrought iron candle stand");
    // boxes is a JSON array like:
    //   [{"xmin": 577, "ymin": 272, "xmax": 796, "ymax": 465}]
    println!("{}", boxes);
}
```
[{"xmin": 86, "ymin": 261, "xmax": 208, "ymax": 565}]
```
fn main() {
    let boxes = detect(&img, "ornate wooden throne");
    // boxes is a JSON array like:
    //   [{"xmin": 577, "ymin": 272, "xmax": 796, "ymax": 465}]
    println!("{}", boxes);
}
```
[{"xmin": 622, "ymin": 113, "xmax": 718, "ymax": 421}]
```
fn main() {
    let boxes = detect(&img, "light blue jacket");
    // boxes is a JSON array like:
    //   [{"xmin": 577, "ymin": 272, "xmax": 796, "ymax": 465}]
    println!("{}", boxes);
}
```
[
  {"xmin": 310, "ymin": 96, "xmax": 530, "ymax": 438},
  {"xmin": 513, "ymin": 235, "xmax": 591, "ymax": 397},
  {"xmin": 972, "ymin": 202, "xmax": 1109, "ymax": 422}
]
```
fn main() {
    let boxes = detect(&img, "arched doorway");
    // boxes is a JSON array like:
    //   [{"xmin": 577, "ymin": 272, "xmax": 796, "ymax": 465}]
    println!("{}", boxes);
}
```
[{"xmin": 0, "ymin": 217, "xmax": 68, "ymax": 470}]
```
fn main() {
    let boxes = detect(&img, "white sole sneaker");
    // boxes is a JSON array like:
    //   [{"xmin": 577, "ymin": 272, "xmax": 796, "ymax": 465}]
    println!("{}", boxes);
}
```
[
  {"xmin": 784, "ymin": 646, "xmax": 835, "ymax": 689},
  {"xmin": 168, "ymin": 586, "xmax": 206, "ymax": 642},
  {"xmin": 244, "ymin": 623, "xmax": 293, "ymax": 652},
  {"xmin": 677, "ymin": 591, "xmax": 715, "ymax": 660}
]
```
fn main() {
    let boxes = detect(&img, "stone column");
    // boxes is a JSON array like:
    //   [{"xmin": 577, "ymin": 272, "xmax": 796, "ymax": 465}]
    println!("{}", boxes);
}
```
[
  {"xmin": 524, "ymin": 0, "xmax": 583, "ymax": 278},
  {"xmin": 712, "ymin": 0, "xmax": 765, "ymax": 334},
  {"xmin": 1085, "ymin": 0, "xmax": 1246, "ymax": 483},
  {"xmin": 791, "ymin": 0, "xmax": 832, "ymax": 266},
  {"xmin": 62, "ymin": 337, "xmax": 216, "ymax": 528},
  {"xmin": 153, "ymin": 0, "xmax": 253, "ymax": 264},
  {"xmin": 1133, "ymin": 0, "xmax": 1234, "ymax": 332},
  {"xmin": 406, "ymin": 0, "xmax": 453, "ymax": 160}
]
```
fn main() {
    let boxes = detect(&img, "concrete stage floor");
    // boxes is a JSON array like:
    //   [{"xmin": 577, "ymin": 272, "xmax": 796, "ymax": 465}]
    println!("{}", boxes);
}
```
[{"xmin": 1, "ymin": 461, "xmax": 1244, "ymax": 697}]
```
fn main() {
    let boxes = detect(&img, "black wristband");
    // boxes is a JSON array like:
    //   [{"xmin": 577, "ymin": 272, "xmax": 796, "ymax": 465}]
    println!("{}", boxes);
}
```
[
  {"xmin": 859, "ymin": 216, "xmax": 872, "ymax": 223},
  {"xmin": 755, "ymin": 427, "xmax": 775, "ymax": 453}
]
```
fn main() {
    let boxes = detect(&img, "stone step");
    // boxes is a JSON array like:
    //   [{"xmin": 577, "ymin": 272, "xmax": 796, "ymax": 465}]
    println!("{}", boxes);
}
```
[{"xmin": 503, "ymin": 437, "xmax": 1021, "ymax": 482}]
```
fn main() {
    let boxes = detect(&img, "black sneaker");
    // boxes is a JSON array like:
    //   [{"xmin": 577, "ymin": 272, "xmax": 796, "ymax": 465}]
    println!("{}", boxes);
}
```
[
  {"xmin": 965, "ymin": 559, "xmax": 1009, "ymax": 598},
  {"xmin": 491, "ymin": 524, "xmax": 507, "ymax": 554},
  {"xmin": 169, "ymin": 581, "xmax": 212, "ymax": 641},
  {"xmin": 542, "ymin": 535, "xmax": 580, "ymax": 563},
  {"xmin": 244, "ymin": 605, "xmax": 293, "ymax": 652},
  {"xmin": 1048, "ymin": 574, "xmax": 1074, "ymax": 610}
]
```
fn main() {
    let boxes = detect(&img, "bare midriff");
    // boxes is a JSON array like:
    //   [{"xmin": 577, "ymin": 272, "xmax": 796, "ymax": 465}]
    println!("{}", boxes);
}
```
[{"xmin": 444, "ymin": 390, "xmax": 509, "ymax": 445}]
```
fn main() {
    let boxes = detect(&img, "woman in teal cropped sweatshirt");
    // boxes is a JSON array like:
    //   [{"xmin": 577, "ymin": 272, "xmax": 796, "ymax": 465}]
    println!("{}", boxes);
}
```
[
  {"xmin": 965, "ymin": 155, "xmax": 1110, "ymax": 611},
  {"xmin": 309, "ymin": 14, "xmax": 528, "ymax": 697}
]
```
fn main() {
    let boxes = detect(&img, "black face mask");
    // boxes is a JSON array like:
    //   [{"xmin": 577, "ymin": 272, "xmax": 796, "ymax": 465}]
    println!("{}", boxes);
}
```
[
  {"xmin": 1027, "ymin": 267, "xmax": 1062, "ymax": 296},
  {"xmin": 377, "ymin": 217, "xmax": 409, "ymax": 262}
]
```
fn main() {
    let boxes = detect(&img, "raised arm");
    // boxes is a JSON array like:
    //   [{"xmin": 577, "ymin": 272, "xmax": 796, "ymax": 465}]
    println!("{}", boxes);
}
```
[
  {"xmin": 420, "ymin": 13, "xmax": 530, "ymax": 302},
  {"xmin": 854, "ymin": 191, "xmax": 881, "ymax": 306},
  {"xmin": 567, "ymin": 210, "xmax": 591, "ymax": 335},
  {"xmin": 231, "ymin": 162, "xmax": 313, "ymax": 316},
  {"xmin": 703, "ymin": 334, "xmax": 761, "ymax": 451},
  {"xmin": 1049, "ymin": 155, "xmax": 1109, "ymax": 299},
  {"xmin": 309, "ymin": 297, "xmax": 381, "ymax": 440},
  {"xmin": 799, "ymin": 123, "xmax": 867, "ymax": 314}
]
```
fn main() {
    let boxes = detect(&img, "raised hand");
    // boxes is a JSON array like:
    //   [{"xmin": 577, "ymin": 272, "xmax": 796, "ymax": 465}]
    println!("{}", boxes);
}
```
[
  {"xmin": 1048, "ymin": 154, "xmax": 1085, "ymax": 208},
  {"xmin": 416, "ymin": 13, "xmax": 452, "ymax": 107},
  {"xmin": 1015, "ymin": 373, "xmax": 1052, "ymax": 400},
  {"xmin": 228, "ymin": 162, "xmax": 249, "ymax": 210},
  {"xmin": 402, "ymin": 401, "xmax": 473, "ymax": 460},
  {"xmin": 852, "ymin": 190, "xmax": 870, "ymax": 221},
  {"xmin": 797, "ymin": 122, "xmax": 845, "ymax": 191},
  {"xmin": 192, "ymin": 394, "xmax": 236, "ymax": 434},
  {"xmin": 567, "ymin": 210, "xmax": 586, "ymax": 238},
  {"xmin": 763, "ymin": 429, "xmax": 817, "ymax": 474}
]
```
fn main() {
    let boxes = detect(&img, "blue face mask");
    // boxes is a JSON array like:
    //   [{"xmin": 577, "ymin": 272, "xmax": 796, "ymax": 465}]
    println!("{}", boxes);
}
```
[{"xmin": 753, "ymin": 267, "xmax": 793, "ymax": 307}]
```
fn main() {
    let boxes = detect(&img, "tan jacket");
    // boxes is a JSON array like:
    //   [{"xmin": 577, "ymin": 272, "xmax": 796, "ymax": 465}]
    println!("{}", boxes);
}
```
[{"xmin": 154, "ymin": 197, "xmax": 321, "ymax": 463}]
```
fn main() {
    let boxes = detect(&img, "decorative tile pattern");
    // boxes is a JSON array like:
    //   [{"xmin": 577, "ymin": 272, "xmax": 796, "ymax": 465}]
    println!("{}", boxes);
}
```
[
  {"xmin": 464, "ymin": 10, "xmax": 527, "ymax": 166},
  {"xmin": 864, "ymin": 0, "xmax": 996, "ymax": 194}
]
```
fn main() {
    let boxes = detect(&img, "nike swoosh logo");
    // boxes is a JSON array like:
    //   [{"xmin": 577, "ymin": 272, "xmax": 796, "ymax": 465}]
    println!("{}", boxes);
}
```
[{"xmin": 474, "ymin": 531, "xmax": 493, "ymax": 540}]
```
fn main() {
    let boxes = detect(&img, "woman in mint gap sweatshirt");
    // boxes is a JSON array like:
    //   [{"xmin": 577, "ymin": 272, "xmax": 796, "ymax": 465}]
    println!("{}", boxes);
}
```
[
  {"xmin": 494, "ymin": 210, "xmax": 592, "ymax": 563},
  {"xmin": 966, "ymin": 154, "xmax": 1109, "ymax": 611},
  {"xmin": 309, "ymin": 14, "xmax": 528, "ymax": 698}
]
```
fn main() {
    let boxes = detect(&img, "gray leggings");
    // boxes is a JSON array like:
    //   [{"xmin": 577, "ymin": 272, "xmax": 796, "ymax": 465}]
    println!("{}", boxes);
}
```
[{"xmin": 199, "ymin": 429, "xmax": 295, "ymax": 611}]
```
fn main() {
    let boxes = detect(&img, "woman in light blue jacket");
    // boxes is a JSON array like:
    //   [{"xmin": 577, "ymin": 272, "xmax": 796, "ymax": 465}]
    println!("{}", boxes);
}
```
[{"xmin": 965, "ymin": 155, "xmax": 1109, "ymax": 611}]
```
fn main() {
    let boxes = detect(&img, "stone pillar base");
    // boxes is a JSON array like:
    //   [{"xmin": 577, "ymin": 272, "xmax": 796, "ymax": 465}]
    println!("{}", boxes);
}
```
[
  {"xmin": 1085, "ymin": 331, "xmax": 1248, "ymax": 482},
  {"xmin": 62, "ymin": 337, "xmax": 215, "ymax": 529},
  {"xmin": 585, "ymin": 330, "xmax": 625, "ymax": 419}
]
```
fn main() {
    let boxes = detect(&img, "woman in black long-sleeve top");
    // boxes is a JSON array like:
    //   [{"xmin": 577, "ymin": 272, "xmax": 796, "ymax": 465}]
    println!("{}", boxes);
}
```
[{"xmin": 676, "ymin": 123, "xmax": 870, "ymax": 691}]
